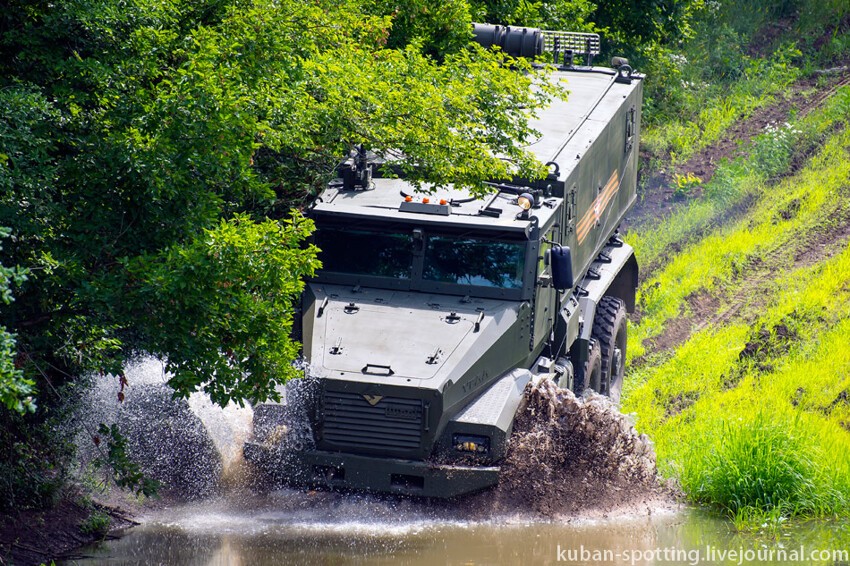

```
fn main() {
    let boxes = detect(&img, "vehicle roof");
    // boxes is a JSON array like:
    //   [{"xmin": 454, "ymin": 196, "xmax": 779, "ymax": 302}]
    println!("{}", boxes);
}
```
[
  {"xmin": 309, "ymin": 66, "xmax": 640, "ymax": 232},
  {"xmin": 526, "ymin": 68, "xmax": 623, "ymax": 165},
  {"xmin": 311, "ymin": 177, "xmax": 561, "ymax": 234}
]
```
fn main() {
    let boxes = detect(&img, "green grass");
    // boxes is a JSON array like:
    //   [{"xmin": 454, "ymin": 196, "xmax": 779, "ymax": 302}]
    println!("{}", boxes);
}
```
[
  {"xmin": 622, "ymin": 87, "xmax": 850, "ymax": 526},
  {"xmin": 629, "ymin": 86, "xmax": 850, "ymax": 359},
  {"xmin": 682, "ymin": 410, "xmax": 842, "ymax": 520},
  {"xmin": 641, "ymin": 0, "xmax": 850, "ymax": 161},
  {"xmin": 642, "ymin": 53, "xmax": 801, "ymax": 164},
  {"xmin": 632, "ymin": 83, "xmax": 850, "ymax": 287}
]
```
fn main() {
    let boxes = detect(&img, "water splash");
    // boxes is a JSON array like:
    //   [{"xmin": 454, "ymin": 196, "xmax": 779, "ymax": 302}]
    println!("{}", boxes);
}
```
[
  {"xmin": 74, "ymin": 358, "xmax": 668, "ymax": 517},
  {"xmin": 186, "ymin": 393, "xmax": 253, "ymax": 481},
  {"xmin": 74, "ymin": 358, "xmax": 252, "ymax": 497},
  {"xmin": 484, "ymin": 377, "xmax": 665, "ymax": 517}
]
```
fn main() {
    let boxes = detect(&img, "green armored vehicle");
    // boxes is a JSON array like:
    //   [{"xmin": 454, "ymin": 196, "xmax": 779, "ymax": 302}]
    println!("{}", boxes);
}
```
[{"xmin": 244, "ymin": 24, "xmax": 643, "ymax": 498}]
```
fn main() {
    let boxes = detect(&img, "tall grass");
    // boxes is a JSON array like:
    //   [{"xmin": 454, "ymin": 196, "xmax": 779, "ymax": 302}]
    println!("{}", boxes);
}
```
[
  {"xmin": 680, "ymin": 410, "xmax": 847, "ymax": 522},
  {"xmin": 622, "ymin": 89, "xmax": 850, "ymax": 526},
  {"xmin": 629, "ymin": 87, "xmax": 850, "ymax": 359}
]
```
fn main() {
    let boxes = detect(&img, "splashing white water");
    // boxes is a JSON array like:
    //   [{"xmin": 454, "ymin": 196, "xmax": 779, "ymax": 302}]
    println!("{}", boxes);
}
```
[
  {"xmin": 187, "ymin": 393, "xmax": 254, "ymax": 477},
  {"xmin": 74, "ymin": 357, "xmax": 255, "ymax": 495}
]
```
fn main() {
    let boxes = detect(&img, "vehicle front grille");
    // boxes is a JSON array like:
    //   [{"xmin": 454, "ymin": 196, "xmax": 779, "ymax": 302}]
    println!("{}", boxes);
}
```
[{"xmin": 320, "ymin": 390, "xmax": 423, "ymax": 454}]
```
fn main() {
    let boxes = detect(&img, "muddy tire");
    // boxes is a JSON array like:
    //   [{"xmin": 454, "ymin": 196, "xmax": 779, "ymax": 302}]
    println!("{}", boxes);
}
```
[
  {"xmin": 591, "ymin": 296, "xmax": 627, "ymax": 403},
  {"xmin": 573, "ymin": 338, "xmax": 602, "ymax": 394}
]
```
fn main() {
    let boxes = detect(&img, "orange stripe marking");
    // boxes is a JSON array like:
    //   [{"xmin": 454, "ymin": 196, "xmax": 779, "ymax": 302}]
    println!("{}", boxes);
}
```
[{"xmin": 577, "ymin": 170, "xmax": 620, "ymax": 243}]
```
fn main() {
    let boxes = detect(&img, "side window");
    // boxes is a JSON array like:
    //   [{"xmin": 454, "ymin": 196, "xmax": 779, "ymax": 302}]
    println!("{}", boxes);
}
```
[{"xmin": 625, "ymin": 106, "xmax": 636, "ymax": 154}]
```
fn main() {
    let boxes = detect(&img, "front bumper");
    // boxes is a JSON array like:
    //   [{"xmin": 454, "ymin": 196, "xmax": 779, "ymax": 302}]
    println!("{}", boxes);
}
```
[{"xmin": 244, "ymin": 441, "xmax": 499, "ymax": 498}]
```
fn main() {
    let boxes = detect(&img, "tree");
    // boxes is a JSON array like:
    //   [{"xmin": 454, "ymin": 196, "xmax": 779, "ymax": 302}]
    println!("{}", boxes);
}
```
[
  {"xmin": 469, "ymin": 0, "xmax": 598, "ymax": 32},
  {"xmin": 0, "ymin": 227, "xmax": 31, "ymax": 412},
  {"xmin": 0, "ymin": 0, "xmax": 556, "ymax": 409},
  {"xmin": 593, "ymin": 0, "xmax": 705, "ymax": 49}
]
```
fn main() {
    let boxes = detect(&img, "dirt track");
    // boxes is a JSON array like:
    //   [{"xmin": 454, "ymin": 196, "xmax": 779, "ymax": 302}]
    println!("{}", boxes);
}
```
[{"xmin": 624, "ymin": 71, "xmax": 850, "ymax": 240}]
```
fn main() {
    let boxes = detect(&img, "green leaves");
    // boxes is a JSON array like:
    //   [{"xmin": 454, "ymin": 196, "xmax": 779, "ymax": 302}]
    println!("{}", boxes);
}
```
[
  {"xmin": 0, "ymin": 228, "xmax": 33, "ymax": 414},
  {"xmin": 129, "ymin": 213, "xmax": 319, "ymax": 405},
  {"xmin": 470, "ymin": 0, "xmax": 598, "ymax": 32},
  {"xmin": 94, "ymin": 423, "xmax": 161, "ymax": 497},
  {"xmin": 1, "ymin": 0, "xmax": 555, "ymax": 409}
]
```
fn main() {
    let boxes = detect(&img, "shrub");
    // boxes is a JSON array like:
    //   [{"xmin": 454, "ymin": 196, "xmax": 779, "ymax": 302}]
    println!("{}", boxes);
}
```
[
  {"xmin": 79, "ymin": 511, "xmax": 110, "ymax": 537},
  {"xmin": 680, "ymin": 411, "xmax": 832, "ymax": 520}
]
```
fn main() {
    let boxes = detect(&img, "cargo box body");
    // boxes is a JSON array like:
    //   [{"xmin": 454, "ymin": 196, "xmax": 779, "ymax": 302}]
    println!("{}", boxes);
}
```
[{"xmin": 526, "ymin": 67, "xmax": 642, "ymax": 282}]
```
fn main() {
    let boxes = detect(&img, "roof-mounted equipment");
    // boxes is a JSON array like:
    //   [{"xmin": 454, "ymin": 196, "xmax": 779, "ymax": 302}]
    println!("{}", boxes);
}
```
[
  {"xmin": 472, "ymin": 23, "xmax": 600, "ymax": 68},
  {"xmin": 472, "ymin": 23, "xmax": 543, "ymax": 57},
  {"xmin": 340, "ymin": 146, "xmax": 374, "ymax": 191}
]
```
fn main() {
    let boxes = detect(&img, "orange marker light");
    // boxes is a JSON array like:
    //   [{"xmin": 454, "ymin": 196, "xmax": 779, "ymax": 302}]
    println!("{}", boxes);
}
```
[
  {"xmin": 404, "ymin": 196, "xmax": 412, "ymax": 202},
  {"xmin": 422, "ymin": 197, "xmax": 430, "ymax": 204},
  {"xmin": 439, "ymin": 199, "xmax": 447, "ymax": 205}
]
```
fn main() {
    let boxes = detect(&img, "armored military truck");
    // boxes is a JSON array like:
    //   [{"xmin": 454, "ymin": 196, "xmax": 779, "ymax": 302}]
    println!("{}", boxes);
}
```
[{"xmin": 244, "ymin": 24, "xmax": 643, "ymax": 498}]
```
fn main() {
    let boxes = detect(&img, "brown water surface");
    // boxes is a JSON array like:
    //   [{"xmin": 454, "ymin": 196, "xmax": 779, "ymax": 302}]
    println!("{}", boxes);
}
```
[{"xmin": 63, "ymin": 490, "xmax": 850, "ymax": 565}]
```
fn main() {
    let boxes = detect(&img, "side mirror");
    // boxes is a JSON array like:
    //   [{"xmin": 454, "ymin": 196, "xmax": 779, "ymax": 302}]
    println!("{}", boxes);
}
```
[{"xmin": 550, "ymin": 245, "xmax": 574, "ymax": 290}]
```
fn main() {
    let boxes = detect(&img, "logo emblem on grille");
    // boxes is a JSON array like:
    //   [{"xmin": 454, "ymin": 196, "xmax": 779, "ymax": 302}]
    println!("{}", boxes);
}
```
[{"xmin": 362, "ymin": 394, "xmax": 383, "ymax": 406}]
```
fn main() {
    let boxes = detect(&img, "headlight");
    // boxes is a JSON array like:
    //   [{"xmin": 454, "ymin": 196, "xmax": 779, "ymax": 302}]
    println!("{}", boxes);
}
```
[{"xmin": 453, "ymin": 434, "xmax": 490, "ymax": 454}]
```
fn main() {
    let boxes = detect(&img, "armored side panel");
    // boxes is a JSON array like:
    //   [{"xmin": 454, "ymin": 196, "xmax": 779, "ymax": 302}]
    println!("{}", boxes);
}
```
[{"xmin": 525, "ymin": 70, "xmax": 642, "ymax": 286}]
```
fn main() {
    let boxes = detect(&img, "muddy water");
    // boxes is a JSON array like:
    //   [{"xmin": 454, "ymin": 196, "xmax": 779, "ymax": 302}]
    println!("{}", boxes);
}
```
[
  {"xmin": 64, "ymin": 491, "xmax": 850, "ymax": 565},
  {"xmin": 68, "ymin": 364, "xmax": 850, "ymax": 564}
]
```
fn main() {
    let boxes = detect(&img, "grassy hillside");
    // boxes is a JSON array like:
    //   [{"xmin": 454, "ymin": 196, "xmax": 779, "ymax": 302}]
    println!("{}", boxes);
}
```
[{"xmin": 622, "ymin": 16, "xmax": 850, "ymax": 525}]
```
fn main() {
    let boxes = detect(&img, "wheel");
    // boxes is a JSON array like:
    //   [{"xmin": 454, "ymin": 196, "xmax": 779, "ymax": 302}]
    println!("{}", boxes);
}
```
[
  {"xmin": 573, "ymin": 338, "xmax": 602, "ymax": 394},
  {"xmin": 591, "ymin": 296, "xmax": 627, "ymax": 403}
]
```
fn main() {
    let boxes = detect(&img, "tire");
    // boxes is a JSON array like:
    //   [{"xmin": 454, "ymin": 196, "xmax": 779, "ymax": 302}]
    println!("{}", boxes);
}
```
[
  {"xmin": 591, "ymin": 296, "xmax": 627, "ymax": 403},
  {"xmin": 573, "ymin": 338, "xmax": 602, "ymax": 395}
]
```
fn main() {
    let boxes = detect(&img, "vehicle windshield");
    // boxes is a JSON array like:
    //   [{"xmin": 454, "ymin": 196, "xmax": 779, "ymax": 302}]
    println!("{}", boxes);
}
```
[
  {"xmin": 315, "ymin": 226, "xmax": 527, "ymax": 291},
  {"xmin": 423, "ymin": 236, "xmax": 524, "ymax": 289},
  {"xmin": 317, "ymin": 228, "xmax": 413, "ymax": 279}
]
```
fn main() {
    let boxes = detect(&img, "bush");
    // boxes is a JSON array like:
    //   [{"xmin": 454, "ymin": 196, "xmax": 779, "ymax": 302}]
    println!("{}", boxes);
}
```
[
  {"xmin": 0, "ymin": 409, "xmax": 74, "ymax": 511},
  {"xmin": 79, "ymin": 510, "xmax": 110, "ymax": 537},
  {"xmin": 680, "ymin": 411, "xmax": 834, "ymax": 520}
]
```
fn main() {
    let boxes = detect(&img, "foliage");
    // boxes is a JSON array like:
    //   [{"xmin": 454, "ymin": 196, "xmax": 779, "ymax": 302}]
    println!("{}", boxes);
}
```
[
  {"xmin": 364, "ymin": 0, "xmax": 474, "ymax": 57},
  {"xmin": 470, "ymin": 0, "xmax": 598, "ymax": 32},
  {"xmin": 0, "ymin": 227, "xmax": 33, "ymax": 413},
  {"xmin": 0, "ymin": 0, "xmax": 557, "ymax": 411},
  {"xmin": 595, "ymin": 0, "xmax": 705, "ymax": 49},
  {"xmin": 623, "ymin": 98, "xmax": 850, "ymax": 523},
  {"xmin": 641, "ymin": 43, "xmax": 801, "ymax": 159},
  {"xmin": 0, "ymin": 402, "xmax": 76, "ymax": 511},
  {"xmin": 79, "ymin": 510, "xmax": 110, "ymax": 537},
  {"xmin": 130, "ymin": 214, "xmax": 319, "ymax": 406},
  {"xmin": 93, "ymin": 423, "xmax": 160, "ymax": 497}
]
